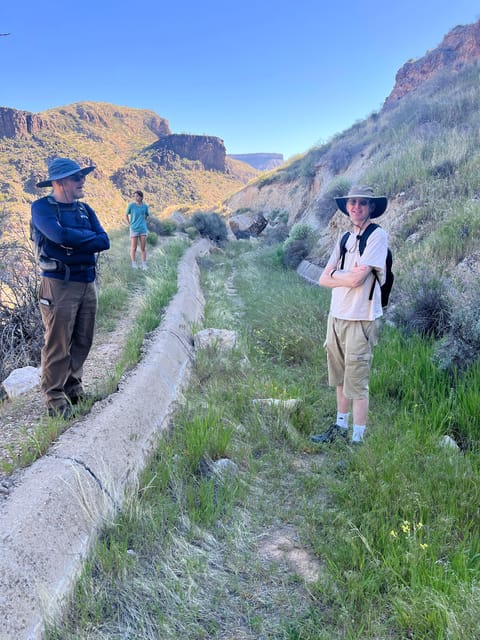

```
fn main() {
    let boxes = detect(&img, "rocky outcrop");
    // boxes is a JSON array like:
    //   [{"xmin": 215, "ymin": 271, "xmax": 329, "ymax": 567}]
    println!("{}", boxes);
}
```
[
  {"xmin": 228, "ymin": 153, "xmax": 284, "ymax": 171},
  {"xmin": 385, "ymin": 20, "xmax": 480, "ymax": 106},
  {"xmin": 229, "ymin": 213, "xmax": 268, "ymax": 239},
  {"xmin": 149, "ymin": 134, "xmax": 226, "ymax": 172},
  {"xmin": 0, "ymin": 108, "xmax": 48, "ymax": 138}
]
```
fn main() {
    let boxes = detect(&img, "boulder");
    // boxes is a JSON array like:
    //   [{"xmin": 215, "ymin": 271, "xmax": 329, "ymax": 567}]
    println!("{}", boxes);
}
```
[{"xmin": 2, "ymin": 366, "xmax": 40, "ymax": 399}]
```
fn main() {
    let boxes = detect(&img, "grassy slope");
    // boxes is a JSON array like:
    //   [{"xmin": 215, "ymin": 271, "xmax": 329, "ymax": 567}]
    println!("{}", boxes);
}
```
[{"xmin": 46, "ymin": 241, "xmax": 480, "ymax": 640}]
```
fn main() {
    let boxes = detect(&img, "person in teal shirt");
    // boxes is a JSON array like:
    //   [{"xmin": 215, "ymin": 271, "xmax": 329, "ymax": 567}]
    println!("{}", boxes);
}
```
[{"xmin": 125, "ymin": 190, "xmax": 149, "ymax": 269}]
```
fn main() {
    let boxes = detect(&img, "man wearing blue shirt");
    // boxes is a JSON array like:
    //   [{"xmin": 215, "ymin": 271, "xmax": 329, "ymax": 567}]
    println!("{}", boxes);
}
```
[{"xmin": 31, "ymin": 158, "xmax": 110, "ymax": 417}]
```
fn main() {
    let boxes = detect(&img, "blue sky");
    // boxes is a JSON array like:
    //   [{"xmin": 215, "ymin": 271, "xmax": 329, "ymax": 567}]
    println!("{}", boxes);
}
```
[{"xmin": 1, "ymin": 1, "xmax": 479, "ymax": 160}]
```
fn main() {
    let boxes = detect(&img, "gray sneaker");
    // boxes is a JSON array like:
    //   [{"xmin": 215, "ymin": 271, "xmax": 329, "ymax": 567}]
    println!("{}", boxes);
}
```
[{"xmin": 310, "ymin": 424, "xmax": 348, "ymax": 444}]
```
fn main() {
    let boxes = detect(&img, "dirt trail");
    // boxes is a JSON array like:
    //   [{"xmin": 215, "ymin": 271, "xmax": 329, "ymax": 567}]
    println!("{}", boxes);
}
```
[{"xmin": 0, "ymin": 239, "xmax": 210, "ymax": 640}]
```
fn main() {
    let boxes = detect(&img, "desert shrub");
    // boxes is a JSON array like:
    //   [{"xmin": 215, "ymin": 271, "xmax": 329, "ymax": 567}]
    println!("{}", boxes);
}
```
[
  {"xmin": 269, "ymin": 209, "xmax": 289, "ymax": 225},
  {"xmin": 391, "ymin": 271, "xmax": 452, "ymax": 339},
  {"xmin": 282, "ymin": 239, "xmax": 308, "ymax": 269},
  {"xmin": 281, "ymin": 223, "xmax": 317, "ymax": 270},
  {"xmin": 191, "ymin": 212, "xmax": 228, "ymax": 244},
  {"xmin": 434, "ymin": 290, "xmax": 480, "ymax": 373},
  {"xmin": 284, "ymin": 223, "xmax": 317, "ymax": 252},
  {"xmin": 147, "ymin": 217, "xmax": 177, "ymax": 236},
  {"xmin": 184, "ymin": 226, "xmax": 198, "ymax": 240},
  {"xmin": 263, "ymin": 223, "xmax": 289, "ymax": 247},
  {"xmin": 161, "ymin": 220, "xmax": 177, "ymax": 236},
  {"xmin": 0, "ymin": 242, "xmax": 43, "ymax": 382},
  {"xmin": 147, "ymin": 231, "xmax": 158, "ymax": 246},
  {"xmin": 146, "ymin": 216, "xmax": 164, "ymax": 235}
]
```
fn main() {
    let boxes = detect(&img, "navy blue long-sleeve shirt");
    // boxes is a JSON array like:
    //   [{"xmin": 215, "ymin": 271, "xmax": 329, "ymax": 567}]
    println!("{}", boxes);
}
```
[{"xmin": 31, "ymin": 196, "xmax": 110, "ymax": 282}]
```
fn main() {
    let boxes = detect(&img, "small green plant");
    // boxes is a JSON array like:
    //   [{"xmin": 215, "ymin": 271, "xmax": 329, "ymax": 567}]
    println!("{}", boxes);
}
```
[
  {"xmin": 146, "ymin": 230, "xmax": 158, "ymax": 246},
  {"xmin": 282, "ymin": 223, "xmax": 318, "ymax": 269}
]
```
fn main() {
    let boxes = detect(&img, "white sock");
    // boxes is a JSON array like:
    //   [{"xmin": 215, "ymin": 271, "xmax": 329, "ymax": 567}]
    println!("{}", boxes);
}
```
[
  {"xmin": 352, "ymin": 424, "xmax": 366, "ymax": 442},
  {"xmin": 336, "ymin": 412, "xmax": 350, "ymax": 431}
]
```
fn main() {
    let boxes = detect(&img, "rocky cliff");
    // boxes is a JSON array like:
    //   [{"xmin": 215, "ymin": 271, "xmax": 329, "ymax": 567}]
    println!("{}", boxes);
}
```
[
  {"xmin": 0, "ymin": 108, "xmax": 48, "ymax": 138},
  {"xmin": 385, "ymin": 20, "xmax": 480, "ymax": 106},
  {"xmin": 149, "ymin": 134, "xmax": 227, "ymax": 172}
]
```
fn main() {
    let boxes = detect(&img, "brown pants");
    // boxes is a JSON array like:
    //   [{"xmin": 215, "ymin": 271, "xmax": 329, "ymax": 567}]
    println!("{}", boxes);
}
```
[{"xmin": 39, "ymin": 277, "xmax": 98, "ymax": 410}]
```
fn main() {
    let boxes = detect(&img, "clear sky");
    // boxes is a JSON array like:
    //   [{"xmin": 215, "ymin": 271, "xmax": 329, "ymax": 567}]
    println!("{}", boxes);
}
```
[{"xmin": 1, "ymin": 1, "xmax": 479, "ymax": 160}]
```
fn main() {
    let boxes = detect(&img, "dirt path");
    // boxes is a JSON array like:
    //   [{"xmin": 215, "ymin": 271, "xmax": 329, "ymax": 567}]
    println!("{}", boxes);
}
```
[{"xmin": 0, "ymin": 239, "xmax": 210, "ymax": 640}]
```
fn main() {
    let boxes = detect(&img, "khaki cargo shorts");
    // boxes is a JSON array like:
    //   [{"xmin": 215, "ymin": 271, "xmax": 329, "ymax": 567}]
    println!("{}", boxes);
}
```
[{"xmin": 325, "ymin": 315, "xmax": 378, "ymax": 399}]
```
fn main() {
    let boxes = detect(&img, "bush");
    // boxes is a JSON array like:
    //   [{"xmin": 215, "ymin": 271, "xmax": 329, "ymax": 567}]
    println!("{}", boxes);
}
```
[
  {"xmin": 0, "ymin": 241, "xmax": 43, "ymax": 382},
  {"xmin": 282, "ymin": 239, "xmax": 308, "ymax": 269},
  {"xmin": 147, "ymin": 231, "xmax": 158, "ymax": 246},
  {"xmin": 184, "ymin": 226, "xmax": 199, "ymax": 240},
  {"xmin": 147, "ymin": 217, "xmax": 177, "ymax": 236},
  {"xmin": 284, "ymin": 223, "xmax": 317, "ymax": 252},
  {"xmin": 191, "ymin": 212, "xmax": 228, "ymax": 244},
  {"xmin": 391, "ymin": 272, "xmax": 452, "ymax": 339},
  {"xmin": 434, "ymin": 290, "xmax": 480, "ymax": 373}
]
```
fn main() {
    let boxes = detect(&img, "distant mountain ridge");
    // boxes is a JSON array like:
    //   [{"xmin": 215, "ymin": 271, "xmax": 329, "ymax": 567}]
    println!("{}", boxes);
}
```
[{"xmin": 227, "ymin": 153, "xmax": 284, "ymax": 171}]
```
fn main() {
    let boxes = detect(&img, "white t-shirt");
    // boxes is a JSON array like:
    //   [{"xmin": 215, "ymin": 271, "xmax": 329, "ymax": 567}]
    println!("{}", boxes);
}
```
[{"xmin": 328, "ymin": 225, "xmax": 388, "ymax": 321}]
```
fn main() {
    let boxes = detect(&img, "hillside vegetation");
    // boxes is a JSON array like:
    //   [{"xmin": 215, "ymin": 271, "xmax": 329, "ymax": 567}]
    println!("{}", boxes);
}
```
[
  {"xmin": 0, "ymin": 101, "xmax": 258, "ymax": 238},
  {"xmin": 226, "ymin": 58, "xmax": 480, "ymax": 372}
]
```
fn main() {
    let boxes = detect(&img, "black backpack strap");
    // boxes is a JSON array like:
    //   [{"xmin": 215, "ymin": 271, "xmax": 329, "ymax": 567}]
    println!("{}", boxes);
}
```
[
  {"xmin": 339, "ymin": 232, "xmax": 350, "ymax": 269},
  {"xmin": 357, "ymin": 223, "xmax": 379, "ymax": 255},
  {"xmin": 356, "ymin": 223, "xmax": 381, "ymax": 301}
]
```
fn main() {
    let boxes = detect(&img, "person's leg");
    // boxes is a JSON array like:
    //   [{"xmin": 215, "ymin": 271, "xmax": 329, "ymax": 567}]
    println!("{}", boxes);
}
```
[
  {"xmin": 343, "ymin": 320, "xmax": 377, "ymax": 442},
  {"xmin": 311, "ymin": 317, "xmax": 349, "ymax": 443},
  {"xmin": 130, "ymin": 235, "xmax": 138, "ymax": 266},
  {"xmin": 39, "ymin": 277, "xmax": 80, "ymax": 412},
  {"xmin": 139, "ymin": 234, "xmax": 147, "ymax": 266},
  {"xmin": 64, "ymin": 282, "xmax": 98, "ymax": 402}
]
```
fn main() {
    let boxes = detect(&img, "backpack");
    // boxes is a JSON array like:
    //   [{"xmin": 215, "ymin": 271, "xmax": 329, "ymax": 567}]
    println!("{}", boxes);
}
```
[{"xmin": 339, "ymin": 222, "xmax": 394, "ymax": 308}]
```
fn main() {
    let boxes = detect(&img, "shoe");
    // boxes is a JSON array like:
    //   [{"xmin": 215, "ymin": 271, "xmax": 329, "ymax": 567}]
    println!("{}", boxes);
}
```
[
  {"xmin": 132, "ymin": 262, "xmax": 138, "ymax": 269},
  {"xmin": 310, "ymin": 424, "xmax": 348, "ymax": 444},
  {"xmin": 141, "ymin": 262, "xmax": 148, "ymax": 271},
  {"xmin": 68, "ymin": 391, "xmax": 95, "ymax": 406},
  {"xmin": 47, "ymin": 405, "xmax": 72, "ymax": 419}
]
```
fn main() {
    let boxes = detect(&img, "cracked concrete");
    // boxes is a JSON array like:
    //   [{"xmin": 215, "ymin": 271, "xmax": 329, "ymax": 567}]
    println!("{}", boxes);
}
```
[{"xmin": 0, "ymin": 239, "xmax": 211, "ymax": 640}]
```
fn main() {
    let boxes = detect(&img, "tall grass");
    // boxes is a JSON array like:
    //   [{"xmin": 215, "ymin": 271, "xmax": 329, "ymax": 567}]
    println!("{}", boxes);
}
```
[
  {"xmin": 1, "ymin": 233, "xmax": 187, "ymax": 475},
  {"xmin": 46, "ymin": 241, "xmax": 480, "ymax": 639}
]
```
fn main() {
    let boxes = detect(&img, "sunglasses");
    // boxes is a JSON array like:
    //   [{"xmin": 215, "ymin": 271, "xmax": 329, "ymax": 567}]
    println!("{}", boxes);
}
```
[
  {"xmin": 347, "ymin": 199, "xmax": 369, "ymax": 207},
  {"xmin": 69, "ymin": 173, "xmax": 86, "ymax": 182}
]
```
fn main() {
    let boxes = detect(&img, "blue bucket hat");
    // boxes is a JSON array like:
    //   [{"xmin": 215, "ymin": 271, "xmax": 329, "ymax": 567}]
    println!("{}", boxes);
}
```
[
  {"xmin": 335, "ymin": 185, "xmax": 387, "ymax": 219},
  {"xmin": 36, "ymin": 157, "xmax": 96, "ymax": 188}
]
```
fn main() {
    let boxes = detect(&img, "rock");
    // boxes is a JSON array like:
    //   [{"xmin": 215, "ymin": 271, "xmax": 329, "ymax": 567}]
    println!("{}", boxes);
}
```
[
  {"xmin": 296, "ymin": 259, "xmax": 322, "ymax": 284},
  {"xmin": 194, "ymin": 328, "xmax": 237, "ymax": 351},
  {"xmin": 1, "ymin": 366, "xmax": 40, "ymax": 399},
  {"xmin": 439, "ymin": 435, "xmax": 460, "ymax": 450},
  {"xmin": 211, "ymin": 458, "xmax": 239, "ymax": 476},
  {"xmin": 229, "ymin": 213, "xmax": 268, "ymax": 239},
  {"xmin": 252, "ymin": 398, "xmax": 301, "ymax": 411}
]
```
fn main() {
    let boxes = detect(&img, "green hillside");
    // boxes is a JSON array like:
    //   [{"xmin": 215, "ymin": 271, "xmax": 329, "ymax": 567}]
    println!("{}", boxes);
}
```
[{"xmin": 0, "ymin": 101, "xmax": 258, "ymax": 233}]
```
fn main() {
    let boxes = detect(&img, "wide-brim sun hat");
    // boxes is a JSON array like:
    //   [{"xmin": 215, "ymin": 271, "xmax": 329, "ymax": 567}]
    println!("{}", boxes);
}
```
[
  {"xmin": 334, "ymin": 185, "xmax": 388, "ymax": 218},
  {"xmin": 36, "ymin": 157, "xmax": 96, "ymax": 188}
]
